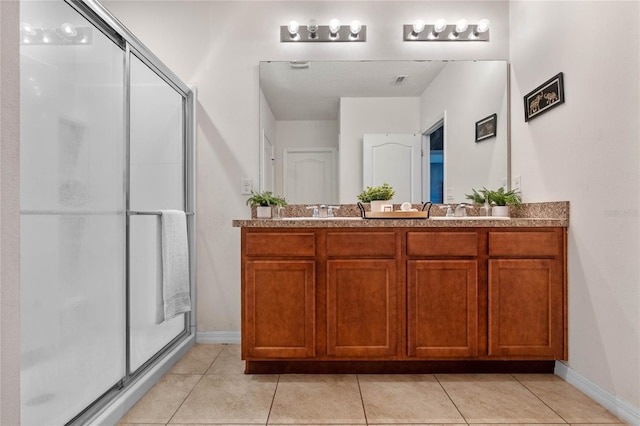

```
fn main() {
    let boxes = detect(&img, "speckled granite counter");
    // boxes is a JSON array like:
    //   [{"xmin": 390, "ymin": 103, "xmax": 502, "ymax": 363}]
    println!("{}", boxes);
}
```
[{"xmin": 233, "ymin": 201, "xmax": 569, "ymax": 228}]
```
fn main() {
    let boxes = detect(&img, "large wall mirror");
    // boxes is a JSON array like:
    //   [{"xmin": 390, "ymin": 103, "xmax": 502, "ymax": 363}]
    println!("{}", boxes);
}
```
[{"xmin": 259, "ymin": 60, "xmax": 509, "ymax": 205}]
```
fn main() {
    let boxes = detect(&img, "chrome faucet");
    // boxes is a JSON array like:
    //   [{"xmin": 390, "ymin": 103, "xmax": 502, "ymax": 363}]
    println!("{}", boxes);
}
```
[
  {"xmin": 318, "ymin": 205, "xmax": 328, "ymax": 218},
  {"xmin": 454, "ymin": 203, "xmax": 472, "ymax": 217},
  {"xmin": 327, "ymin": 205, "xmax": 340, "ymax": 218}
]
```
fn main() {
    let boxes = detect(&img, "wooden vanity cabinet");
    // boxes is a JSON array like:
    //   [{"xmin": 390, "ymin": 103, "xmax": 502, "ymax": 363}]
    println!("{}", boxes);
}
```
[
  {"xmin": 487, "ymin": 230, "xmax": 566, "ymax": 359},
  {"xmin": 326, "ymin": 232, "xmax": 399, "ymax": 357},
  {"xmin": 242, "ymin": 232, "xmax": 316, "ymax": 358},
  {"xmin": 406, "ymin": 232, "xmax": 481, "ymax": 359},
  {"xmin": 241, "ymin": 226, "xmax": 567, "ymax": 368}
]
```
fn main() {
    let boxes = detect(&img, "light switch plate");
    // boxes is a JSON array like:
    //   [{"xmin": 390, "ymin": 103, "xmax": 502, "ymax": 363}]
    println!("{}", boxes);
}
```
[{"xmin": 513, "ymin": 175, "xmax": 522, "ymax": 192}]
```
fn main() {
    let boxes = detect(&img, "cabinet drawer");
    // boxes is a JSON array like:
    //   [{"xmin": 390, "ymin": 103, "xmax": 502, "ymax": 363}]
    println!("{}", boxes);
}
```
[
  {"xmin": 326, "ymin": 232, "xmax": 396, "ymax": 258},
  {"xmin": 489, "ymin": 231, "xmax": 560, "ymax": 257},
  {"xmin": 407, "ymin": 232, "xmax": 477, "ymax": 257},
  {"xmin": 245, "ymin": 232, "xmax": 315, "ymax": 257}
]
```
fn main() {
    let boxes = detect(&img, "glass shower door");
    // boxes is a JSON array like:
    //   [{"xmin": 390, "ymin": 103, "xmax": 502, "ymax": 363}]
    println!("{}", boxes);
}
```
[
  {"xmin": 128, "ymin": 53, "xmax": 187, "ymax": 373},
  {"xmin": 20, "ymin": 1, "xmax": 126, "ymax": 424}
]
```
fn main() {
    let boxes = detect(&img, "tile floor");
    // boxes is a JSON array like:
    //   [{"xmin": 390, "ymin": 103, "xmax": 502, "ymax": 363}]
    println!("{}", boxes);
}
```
[{"xmin": 118, "ymin": 343, "xmax": 627, "ymax": 425}]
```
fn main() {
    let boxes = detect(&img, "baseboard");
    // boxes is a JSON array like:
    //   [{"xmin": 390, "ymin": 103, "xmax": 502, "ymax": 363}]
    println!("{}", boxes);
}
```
[
  {"xmin": 196, "ymin": 330, "xmax": 241, "ymax": 344},
  {"xmin": 555, "ymin": 361, "xmax": 640, "ymax": 425}
]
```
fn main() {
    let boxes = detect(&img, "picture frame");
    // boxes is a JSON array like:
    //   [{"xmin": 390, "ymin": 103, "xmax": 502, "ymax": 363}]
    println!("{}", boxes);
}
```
[
  {"xmin": 475, "ymin": 113, "xmax": 497, "ymax": 142},
  {"xmin": 524, "ymin": 72, "xmax": 565, "ymax": 122}
]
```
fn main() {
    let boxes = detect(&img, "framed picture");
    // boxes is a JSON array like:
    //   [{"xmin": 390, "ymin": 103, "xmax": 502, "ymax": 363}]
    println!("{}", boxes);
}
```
[
  {"xmin": 475, "ymin": 113, "xmax": 497, "ymax": 142},
  {"xmin": 524, "ymin": 72, "xmax": 565, "ymax": 122}
]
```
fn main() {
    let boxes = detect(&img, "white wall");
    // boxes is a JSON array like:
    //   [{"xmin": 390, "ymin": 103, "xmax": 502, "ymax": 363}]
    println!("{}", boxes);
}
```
[
  {"xmin": 420, "ymin": 61, "xmax": 508, "ymax": 203},
  {"xmin": 275, "ymin": 120, "xmax": 338, "ymax": 195},
  {"xmin": 101, "ymin": 0, "xmax": 510, "ymax": 333},
  {"xmin": 510, "ymin": 0, "xmax": 639, "ymax": 412},
  {"xmin": 0, "ymin": 1, "xmax": 21, "ymax": 424},
  {"xmin": 339, "ymin": 97, "xmax": 421, "ymax": 202}
]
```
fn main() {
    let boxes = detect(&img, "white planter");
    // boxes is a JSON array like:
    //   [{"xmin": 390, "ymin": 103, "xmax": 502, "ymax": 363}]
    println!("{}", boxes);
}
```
[
  {"xmin": 370, "ymin": 200, "xmax": 392, "ymax": 212},
  {"xmin": 492, "ymin": 205, "xmax": 510, "ymax": 217},
  {"xmin": 256, "ymin": 206, "xmax": 272, "ymax": 219}
]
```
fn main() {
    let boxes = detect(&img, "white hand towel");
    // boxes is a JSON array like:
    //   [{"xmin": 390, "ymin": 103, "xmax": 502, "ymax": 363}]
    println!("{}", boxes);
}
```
[{"xmin": 158, "ymin": 210, "xmax": 191, "ymax": 323}]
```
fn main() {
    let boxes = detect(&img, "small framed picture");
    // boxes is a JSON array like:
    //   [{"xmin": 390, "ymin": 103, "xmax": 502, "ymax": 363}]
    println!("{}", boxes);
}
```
[
  {"xmin": 524, "ymin": 72, "xmax": 565, "ymax": 122},
  {"xmin": 475, "ymin": 113, "xmax": 497, "ymax": 142}
]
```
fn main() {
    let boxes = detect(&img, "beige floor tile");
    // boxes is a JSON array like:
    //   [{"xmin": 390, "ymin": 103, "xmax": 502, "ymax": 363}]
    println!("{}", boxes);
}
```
[
  {"xmin": 515, "ymin": 374, "xmax": 625, "ymax": 424},
  {"xmin": 437, "ymin": 374, "xmax": 565, "ymax": 423},
  {"xmin": 358, "ymin": 374, "xmax": 464, "ymax": 424},
  {"xmin": 117, "ymin": 424, "xmax": 166, "ymax": 426},
  {"xmin": 118, "ymin": 374, "xmax": 201, "ymax": 424},
  {"xmin": 268, "ymin": 374, "xmax": 366, "ymax": 424},
  {"xmin": 169, "ymin": 374, "xmax": 277, "ymax": 424},
  {"xmin": 205, "ymin": 344, "xmax": 245, "ymax": 375},
  {"xmin": 169, "ymin": 343, "xmax": 224, "ymax": 375}
]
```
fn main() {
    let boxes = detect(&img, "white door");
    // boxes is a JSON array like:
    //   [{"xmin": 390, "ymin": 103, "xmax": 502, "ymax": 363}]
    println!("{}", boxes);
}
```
[
  {"xmin": 363, "ymin": 134, "xmax": 422, "ymax": 203},
  {"xmin": 261, "ymin": 130, "xmax": 274, "ymax": 192},
  {"xmin": 283, "ymin": 147, "xmax": 337, "ymax": 204}
]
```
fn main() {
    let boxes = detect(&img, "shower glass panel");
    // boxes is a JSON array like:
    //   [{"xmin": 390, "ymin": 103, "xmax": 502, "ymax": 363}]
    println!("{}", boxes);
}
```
[
  {"xmin": 128, "ymin": 53, "xmax": 186, "ymax": 372},
  {"xmin": 20, "ymin": 1, "xmax": 126, "ymax": 425}
]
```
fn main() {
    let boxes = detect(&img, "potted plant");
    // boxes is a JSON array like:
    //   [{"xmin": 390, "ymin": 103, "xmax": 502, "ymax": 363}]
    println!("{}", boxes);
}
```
[
  {"xmin": 357, "ymin": 183, "xmax": 395, "ymax": 212},
  {"xmin": 465, "ymin": 188, "xmax": 491, "ymax": 216},
  {"xmin": 246, "ymin": 191, "xmax": 287, "ymax": 219},
  {"xmin": 485, "ymin": 187, "xmax": 521, "ymax": 217}
]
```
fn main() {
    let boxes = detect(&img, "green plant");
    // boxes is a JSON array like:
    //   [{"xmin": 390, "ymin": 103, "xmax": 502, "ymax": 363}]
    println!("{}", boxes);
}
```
[
  {"xmin": 465, "ymin": 188, "xmax": 490, "ymax": 204},
  {"xmin": 485, "ymin": 187, "xmax": 522, "ymax": 206},
  {"xmin": 357, "ymin": 183, "xmax": 396, "ymax": 203},
  {"xmin": 245, "ymin": 191, "xmax": 287, "ymax": 207}
]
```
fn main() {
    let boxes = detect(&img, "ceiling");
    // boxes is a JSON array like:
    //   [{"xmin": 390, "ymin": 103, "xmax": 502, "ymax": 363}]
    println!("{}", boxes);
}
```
[{"xmin": 259, "ymin": 60, "xmax": 448, "ymax": 121}]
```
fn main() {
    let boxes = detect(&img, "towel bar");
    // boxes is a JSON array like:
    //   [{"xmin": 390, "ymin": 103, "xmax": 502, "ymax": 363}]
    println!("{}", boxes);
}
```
[{"xmin": 128, "ymin": 210, "xmax": 195, "ymax": 216}]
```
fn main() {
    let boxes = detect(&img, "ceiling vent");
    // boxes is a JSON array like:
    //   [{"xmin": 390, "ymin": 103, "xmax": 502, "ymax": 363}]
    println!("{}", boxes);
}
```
[{"xmin": 392, "ymin": 75, "xmax": 409, "ymax": 85}]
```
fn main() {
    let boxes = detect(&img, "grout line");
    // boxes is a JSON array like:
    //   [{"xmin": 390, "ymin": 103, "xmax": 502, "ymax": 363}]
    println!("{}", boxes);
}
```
[
  {"xmin": 355, "ymin": 374, "xmax": 369, "ymax": 425},
  {"xmin": 511, "ymin": 373, "xmax": 570, "ymax": 424},
  {"xmin": 265, "ymin": 374, "xmax": 280, "ymax": 426},
  {"xmin": 433, "ymin": 374, "xmax": 470, "ymax": 425},
  {"xmin": 164, "ymin": 344, "xmax": 226, "ymax": 424},
  {"xmin": 165, "ymin": 372, "xmax": 205, "ymax": 425}
]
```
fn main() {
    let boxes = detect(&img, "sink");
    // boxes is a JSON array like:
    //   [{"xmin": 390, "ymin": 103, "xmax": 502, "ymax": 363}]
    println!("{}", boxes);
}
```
[
  {"xmin": 431, "ymin": 216, "xmax": 511, "ymax": 220},
  {"xmin": 282, "ymin": 217, "xmax": 363, "ymax": 221}
]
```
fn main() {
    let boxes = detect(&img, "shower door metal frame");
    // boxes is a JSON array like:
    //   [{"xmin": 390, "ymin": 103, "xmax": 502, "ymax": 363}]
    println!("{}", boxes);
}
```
[{"xmin": 60, "ymin": 1, "xmax": 196, "ymax": 424}]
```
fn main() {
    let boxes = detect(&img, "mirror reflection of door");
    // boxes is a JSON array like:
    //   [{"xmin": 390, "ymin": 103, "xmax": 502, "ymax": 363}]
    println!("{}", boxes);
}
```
[
  {"xmin": 261, "ymin": 131, "xmax": 274, "ymax": 192},
  {"xmin": 363, "ymin": 134, "xmax": 422, "ymax": 203},
  {"xmin": 283, "ymin": 147, "xmax": 337, "ymax": 204},
  {"xmin": 428, "ymin": 125, "xmax": 444, "ymax": 203}
]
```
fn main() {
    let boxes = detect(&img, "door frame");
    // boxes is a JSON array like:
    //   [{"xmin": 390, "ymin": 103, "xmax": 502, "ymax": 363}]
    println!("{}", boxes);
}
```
[{"xmin": 422, "ymin": 112, "xmax": 446, "ymax": 203}]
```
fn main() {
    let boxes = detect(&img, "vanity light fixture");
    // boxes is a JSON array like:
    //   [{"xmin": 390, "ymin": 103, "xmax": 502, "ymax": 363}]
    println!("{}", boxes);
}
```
[
  {"xmin": 280, "ymin": 19, "xmax": 367, "ymax": 42},
  {"xmin": 403, "ymin": 18, "xmax": 490, "ymax": 41}
]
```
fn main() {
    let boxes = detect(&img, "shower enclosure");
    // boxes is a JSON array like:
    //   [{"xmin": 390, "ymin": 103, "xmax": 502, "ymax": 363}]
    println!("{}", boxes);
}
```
[{"xmin": 19, "ymin": 1, "xmax": 196, "ymax": 424}]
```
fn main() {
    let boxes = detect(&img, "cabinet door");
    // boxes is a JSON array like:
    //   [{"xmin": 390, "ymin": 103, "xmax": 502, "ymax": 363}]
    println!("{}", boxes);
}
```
[
  {"xmin": 327, "ymin": 260, "xmax": 397, "ymax": 357},
  {"xmin": 244, "ymin": 260, "xmax": 315, "ymax": 358},
  {"xmin": 407, "ymin": 260, "xmax": 478, "ymax": 358},
  {"xmin": 488, "ymin": 259, "xmax": 563, "ymax": 358}
]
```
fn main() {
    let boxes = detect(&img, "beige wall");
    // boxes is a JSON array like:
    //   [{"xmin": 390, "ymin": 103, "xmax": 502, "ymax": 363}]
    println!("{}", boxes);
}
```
[
  {"xmin": 0, "ymin": 0, "xmax": 21, "ymax": 424},
  {"xmin": 509, "ymin": 0, "xmax": 639, "ymax": 411}
]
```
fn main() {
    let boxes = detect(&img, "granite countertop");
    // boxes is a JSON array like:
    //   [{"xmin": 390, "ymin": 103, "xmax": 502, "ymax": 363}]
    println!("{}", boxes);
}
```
[{"xmin": 233, "ymin": 202, "xmax": 569, "ymax": 228}]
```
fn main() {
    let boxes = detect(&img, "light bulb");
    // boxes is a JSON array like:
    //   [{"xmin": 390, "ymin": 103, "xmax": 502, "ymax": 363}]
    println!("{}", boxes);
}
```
[
  {"xmin": 329, "ymin": 19, "xmax": 341, "ymax": 35},
  {"xmin": 433, "ymin": 19, "xmax": 447, "ymax": 34},
  {"xmin": 61, "ymin": 23, "xmax": 77, "ymax": 37},
  {"xmin": 21, "ymin": 22, "xmax": 37, "ymax": 36},
  {"xmin": 476, "ymin": 19, "xmax": 490, "ymax": 34},
  {"xmin": 412, "ymin": 19, "xmax": 425, "ymax": 35},
  {"xmin": 287, "ymin": 20, "xmax": 299, "ymax": 36},
  {"xmin": 350, "ymin": 20, "xmax": 362, "ymax": 35},
  {"xmin": 455, "ymin": 19, "xmax": 468, "ymax": 34},
  {"xmin": 308, "ymin": 19, "xmax": 318, "ymax": 34}
]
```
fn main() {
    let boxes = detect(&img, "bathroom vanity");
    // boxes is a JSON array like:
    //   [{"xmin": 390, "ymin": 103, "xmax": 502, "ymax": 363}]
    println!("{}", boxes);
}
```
[{"xmin": 233, "ymin": 203, "xmax": 568, "ymax": 374}]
